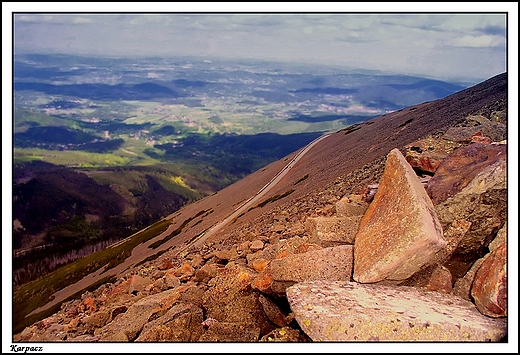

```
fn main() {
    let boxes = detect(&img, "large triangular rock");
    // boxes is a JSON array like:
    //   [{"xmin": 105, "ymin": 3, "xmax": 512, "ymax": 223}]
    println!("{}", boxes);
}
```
[
  {"xmin": 287, "ymin": 281, "xmax": 507, "ymax": 342},
  {"xmin": 353, "ymin": 148, "xmax": 446, "ymax": 283}
]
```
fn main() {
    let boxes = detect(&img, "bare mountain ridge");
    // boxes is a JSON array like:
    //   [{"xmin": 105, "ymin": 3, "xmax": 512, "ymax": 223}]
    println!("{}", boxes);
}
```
[
  {"xmin": 157, "ymin": 72, "xmax": 507, "ymax": 252},
  {"xmin": 14, "ymin": 72, "xmax": 508, "ymax": 338}
]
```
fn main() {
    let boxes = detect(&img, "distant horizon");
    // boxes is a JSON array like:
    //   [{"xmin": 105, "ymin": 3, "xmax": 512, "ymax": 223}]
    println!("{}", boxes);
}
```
[
  {"xmin": 13, "ymin": 51, "xmax": 501, "ymax": 87},
  {"xmin": 8, "ymin": 8, "xmax": 511, "ymax": 83}
]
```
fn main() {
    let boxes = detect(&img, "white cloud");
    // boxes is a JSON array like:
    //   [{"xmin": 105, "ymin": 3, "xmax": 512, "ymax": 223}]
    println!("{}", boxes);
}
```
[{"xmin": 450, "ymin": 34, "xmax": 506, "ymax": 48}]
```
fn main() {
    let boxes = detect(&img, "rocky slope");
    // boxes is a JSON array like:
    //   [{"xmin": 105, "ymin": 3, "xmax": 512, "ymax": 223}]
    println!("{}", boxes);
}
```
[{"xmin": 13, "ymin": 73, "xmax": 509, "ymax": 343}]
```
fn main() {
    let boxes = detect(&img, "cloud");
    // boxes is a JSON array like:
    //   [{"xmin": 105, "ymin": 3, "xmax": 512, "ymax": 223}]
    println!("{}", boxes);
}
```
[
  {"xmin": 449, "ymin": 34, "xmax": 506, "ymax": 48},
  {"xmin": 477, "ymin": 24, "xmax": 507, "ymax": 37},
  {"xmin": 335, "ymin": 33, "xmax": 375, "ymax": 44},
  {"xmin": 15, "ymin": 14, "xmax": 93, "ymax": 24}
]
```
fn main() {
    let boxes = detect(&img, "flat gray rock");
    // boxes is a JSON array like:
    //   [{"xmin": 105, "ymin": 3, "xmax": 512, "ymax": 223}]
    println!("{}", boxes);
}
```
[{"xmin": 287, "ymin": 281, "xmax": 507, "ymax": 342}]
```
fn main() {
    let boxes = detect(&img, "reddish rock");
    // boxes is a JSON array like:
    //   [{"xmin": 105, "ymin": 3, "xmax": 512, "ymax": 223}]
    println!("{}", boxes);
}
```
[
  {"xmin": 164, "ymin": 270, "xmax": 181, "ymax": 289},
  {"xmin": 251, "ymin": 258, "xmax": 269, "ymax": 272},
  {"xmin": 174, "ymin": 262, "xmax": 195, "ymax": 277},
  {"xmin": 442, "ymin": 126, "xmax": 482, "ymax": 143},
  {"xmin": 177, "ymin": 285, "xmax": 206, "ymax": 308},
  {"xmin": 213, "ymin": 248, "xmax": 240, "ymax": 263},
  {"xmin": 128, "ymin": 275, "xmax": 152, "ymax": 295},
  {"xmin": 471, "ymin": 131, "xmax": 492, "ymax": 144},
  {"xmin": 82, "ymin": 297, "xmax": 97, "ymax": 313},
  {"xmin": 109, "ymin": 305, "xmax": 128, "ymax": 320},
  {"xmin": 426, "ymin": 143, "xmax": 506, "ymax": 205},
  {"xmin": 251, "ymin": 236, "xmax": 309, "ymax": 263},
  {"xmin": 354, "ymin": 149, "xmax": 446, "ymax": 283},
  {"xmin": 251, "ymin": 272, "xmax": 274, "ymax": 294},
  {"xmin": 430, "ymin": 219, "xmax": 472, "ymax": 267},
  {"xmin": 67, "ymin": 317, "xmax": 80, "ymax": 329},
  {"xmin": 275, "ymin": 250, "xmax": 290, "ymax": 259},
  {"xmin": 236, "ymin": 241, "xmax": 251, "ymax": 254},
  {"xmin": 150, "ymin": 278, "xmax": 168, "ymax": 293},
  {"xmin": 105, "ymin": 279, "xmax": 132, "ymax": 304},
  {"xmin": 335, "ymin": 196, "xmax": 368, "ymax": 217},
  {"xmin": 305, "ymin": 216, "xmax": 361, "ymax": 246},
  {"xmin": 270, "ymin": 222, "xmax": 285, "ymax": 233},
  {"xmin": 425, "ymin": 265, "xmax": 453, "ymax": 294},
  {"xmin": 258, "ymin": 294, "xmax": 288, "ymax": 327},
  {"xmin": 193, "ymin": 263, "xmax": 221, "ymax": 283},
  {"xmin": 294, "ymin": 243, "xmax": 322, "ymax": 254},
  {"xmin": 157, "ymin": 258, "xmax": 175, "ymax": 270},
  {"xmin": 82, "ymin": 311, "xmax": 110, "ymax": 329},
  {"xmin": 452, "ymin": 258, "xmax": 485, "ymax": 301},
  {"xmin": 82, "ymin": 296, "xmax": 96, "ymax": 308},
  {"xmin": 272, "ymin": 244, "xmax": 354, "ymax": 283},
  {"xmin": 174, "ymin": 263, "xmax": 195, "ymax": 282},
  {"xmin": 442, "ymin": 114, "xmax": 506, "ymax": 144},
  {"xmin": 404, "ymin": 137, "xmax": 460, "ymax": 174},
  {"xmin": 471, "ymin": 242, "xmax": 507, "ymax": 317},
  {"xmin": 250, "ymin": 240, "xmax": 265, "ymax": 252},
  {"xmin": 432, "ymin": 146, "xmax": 506, "ymax": 268},
  {"xmin": 488, "ymin": 223, "xmax": 506, "ymax": 252},
  {"xmin": 198, "ymin": 321, "xmax": 261, "ymax": 342},
  {"xmin": 202, "ymin": 264, "xmax": 273, "ymax": 335},
  {"xmin": 136, "ymin": 303, "xmax": 204, "ymax": 341},
  {"xmin": 98, "ymin": 288, "xmax": 183, "ymax": 341}
]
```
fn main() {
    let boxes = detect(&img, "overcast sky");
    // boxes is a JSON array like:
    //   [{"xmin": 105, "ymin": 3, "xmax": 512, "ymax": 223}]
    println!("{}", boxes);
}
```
[{"xmin": 6, "ymin": 3, "xmax": 517, "ymax": 83}]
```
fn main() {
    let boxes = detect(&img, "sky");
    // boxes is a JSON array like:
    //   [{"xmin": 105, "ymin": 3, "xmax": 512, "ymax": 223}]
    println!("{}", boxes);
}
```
[{"xmin": 5, "ymin": 3, "xmax": 517, "ymax": 83}]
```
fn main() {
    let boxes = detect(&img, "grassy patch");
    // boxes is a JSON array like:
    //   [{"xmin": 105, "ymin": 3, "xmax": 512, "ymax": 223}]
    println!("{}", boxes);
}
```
[
  {"xmin": 13, "ymin": 218, "xmax": 171, "ymax": 332},
  {"xmin": 14, "ymin": 148, "xmax": 131, "ymax": 167}
]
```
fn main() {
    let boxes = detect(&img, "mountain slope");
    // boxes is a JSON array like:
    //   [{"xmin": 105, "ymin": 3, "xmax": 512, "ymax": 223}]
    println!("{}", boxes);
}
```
[
  {"xmin": 13, "ymin": 72, "xmax": 507, "ymax": 334},
  {"xmin": 159, "ymin": 72, "xmax": 507, "ymax": 249}
]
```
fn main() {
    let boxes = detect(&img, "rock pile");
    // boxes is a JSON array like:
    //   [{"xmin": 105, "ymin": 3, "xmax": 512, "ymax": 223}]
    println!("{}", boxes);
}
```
[{"xmin": 15, "ymin": 130, "xmax": 508, "ymax": 342}]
